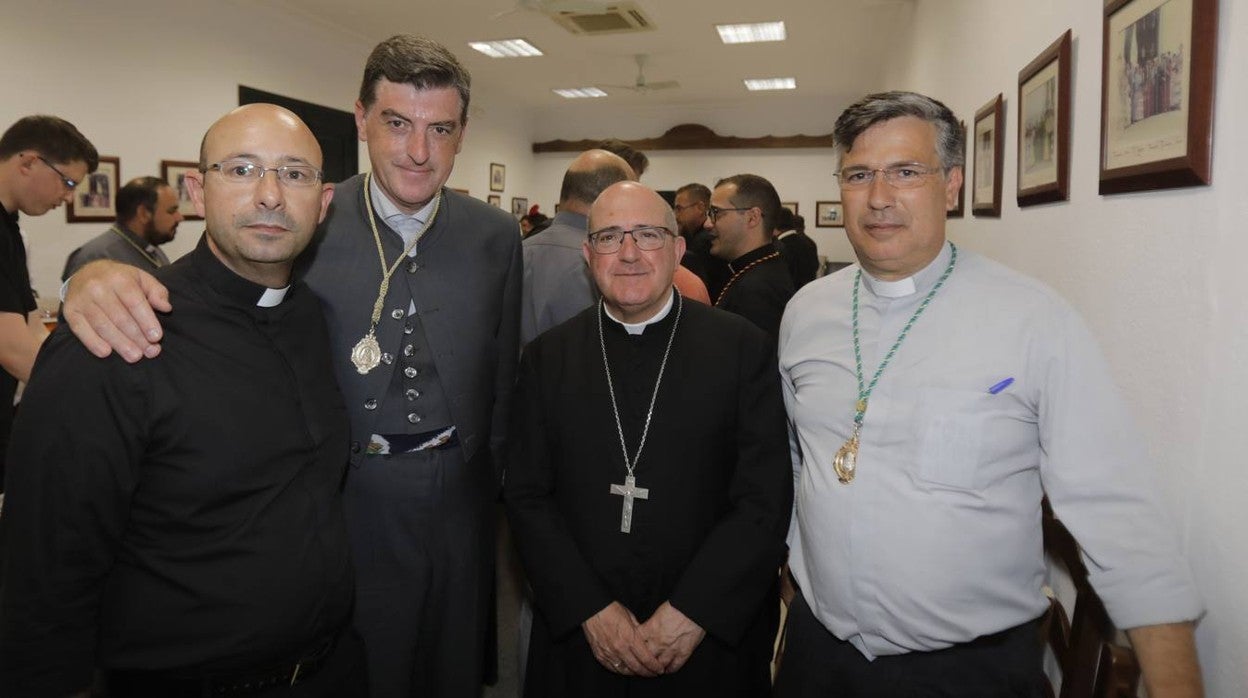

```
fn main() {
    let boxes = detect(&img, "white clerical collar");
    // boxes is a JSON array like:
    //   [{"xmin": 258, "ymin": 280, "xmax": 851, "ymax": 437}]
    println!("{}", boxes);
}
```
[
  {"xmin": 257, "ymin": 287, "xmax": 290, "ymax": 307},
  {"xmin": 369, "ymin": 175, "xmax": 437, "ymax": 248},
  {"xmin": 860, "ymin": 242, "xmax": 953, "ymax": 298},
  {"xmin": 604, "ymin": 289, "xmax": 675, "ymax": 335},
  {"xmin": 777, "ymin": 230, "xmax": 797, "ymax": 240}
]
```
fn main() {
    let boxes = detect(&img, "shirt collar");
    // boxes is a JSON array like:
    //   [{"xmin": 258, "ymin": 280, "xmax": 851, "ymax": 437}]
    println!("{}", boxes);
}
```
[
  {"xmin": 191, "ymin": 234, "xmax": 292, "ymax": 307},
  {"xmin": 604, "ymin": 288, "xmax": 676, "ymax": 335},
  {"xmin": 860, "ymin": 241, "xmax": 953, "ymax": 298},
  {"xmin": 369, "ymin": 175, "xmax": 438, "ymax": 246},
  {"xmin": 777, "ymin": 230, "xmax": 797, "ymax": 239}
]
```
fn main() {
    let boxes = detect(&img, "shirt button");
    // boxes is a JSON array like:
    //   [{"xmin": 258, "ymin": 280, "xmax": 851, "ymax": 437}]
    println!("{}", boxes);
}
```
[
  {"xmin": 405, "ymin": 367, "xmax": 419, "ymax": 379},
  {"xmin": 405, "ymin": 388, "xmax": 421, "ymax": 401},
  {"xmin": 350, "ymin": 441, "xmax": 361, "ymax": 453},
  {"xmin": 403, "ymin": 344, "xmax": 415, "ymax": 357},
  {"xmin": 404, "ymin": 323, "xmax": 414, "ymax": 335},
  {"xmin": 364, "ymin": 398, "xmax": 378, "ymax": 410},
  {"xmin": 391, "ymin": 308, "xmax": 405, "ymax": 320},
  {"xmin": 408, "ymin": 260, "xmax": 419, "ymax": 274},
  {"xmin": 407, "ymin": 413, "xmax": 422, "ymax": 424},
  {"xmin": 381, "ymin": 353, "xmax": 394, "ymax": 365}
]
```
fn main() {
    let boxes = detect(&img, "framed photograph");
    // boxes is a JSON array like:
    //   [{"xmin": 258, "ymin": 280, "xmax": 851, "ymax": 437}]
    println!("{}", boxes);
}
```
[
  {"xmin": 949, "ymin": 120, "xmax": 967, "ymax": 219},
  {"xmin": 511, "ymin": 197, "xmax": 528, "ymax": 218},
  {"xmin": 1017, "ymin": 30, "xmax": 1072, "ymax": 207},
  {"xmin": 66, "ymin": 156, "xmax": 120, "ymax": 223},
  {"xmin": 160, "ymin": 160, "xmax": 203, "ymax": 221},
  {"xmin": 487, "ymin": 194, "xmax": 501, "ymax": 208},
  {"xmin": 815, "ymin": 201, "xmax": 844, "ymax": 228},
  {"xmin": 489, "ymin": 162, "xmax": 505, "ymax": 192},
  {"xmin": 972, "ymin": 94, "xmax": 1004, "ymax": 217},
  {"xmin": 1099, "ymin": 0, "xmax": 1217, "ymax": 194},
  {"xmin": 780, "ymin": 201, "xmax": 799, "ymax": 216}
]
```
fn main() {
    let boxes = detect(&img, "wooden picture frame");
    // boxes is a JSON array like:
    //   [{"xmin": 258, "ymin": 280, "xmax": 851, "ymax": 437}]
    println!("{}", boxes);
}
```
[
  {"xmin": 815, "ymin": 201, "xmax": 844, "ymax": 228},
  {"xmin": 972, "ymin": 94, "xmax": 1004, "ymax": 217},
  {"xmin": 949, "ymin": 120, "xmax": 967, "ymax": 218},
  {"xmin": 511, "ymin": 197, "xmax": 528, "ymax": 218},
  {"xmin": 66, "ymin": 156, "xmax": 120, "ymax": 223},
  {"xmin": 489, "ymin": 162, "xmax": 505, "ymax": 192},
  {"xmin": 1099, "ymin": 0, "xmax": 1217, "ymax": 194},
  {"xmin": 487, "ymin": 194, "xmax": 501, "ymax": 207},
  {"xmin": 1018, "ymin": 30, "xmax": 1072, "ymax": 207},
  {"xmin": 160, "ymin": 160, "xmax": 203, "ymax": 221},
  {"xmin": 780, "ymin": 201, "xmax": 799, "ymax": 216}
]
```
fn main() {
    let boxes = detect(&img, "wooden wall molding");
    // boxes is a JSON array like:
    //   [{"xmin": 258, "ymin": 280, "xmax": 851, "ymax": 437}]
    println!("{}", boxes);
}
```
[{"xmin": 532, "ymin": 123, "xmax": 836, "ymax": 153}]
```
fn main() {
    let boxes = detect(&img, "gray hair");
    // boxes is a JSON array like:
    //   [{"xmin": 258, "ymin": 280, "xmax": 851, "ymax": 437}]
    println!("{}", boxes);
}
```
[{"xmin": 833, "ymin": 91, "xmax": 964, "ymax": 171}]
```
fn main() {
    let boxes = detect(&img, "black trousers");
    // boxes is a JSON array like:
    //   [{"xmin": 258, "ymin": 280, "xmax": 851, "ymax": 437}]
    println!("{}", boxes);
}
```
[{"xmin": 773, "ymin": 591, "xmax": 1044, "ymax": 698}]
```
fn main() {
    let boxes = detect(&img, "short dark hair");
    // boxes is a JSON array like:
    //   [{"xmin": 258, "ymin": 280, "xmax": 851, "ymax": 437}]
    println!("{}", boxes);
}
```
[
  {"xmin": 833, "ymin": 91, "xmax": 964, "ymax": 171},
  {"xmin": 774, "ymin": 206, "xmax": 795, "ymax": 233},
  {"xmin": 0, "ymin": 115, "xmax": 99, "ymax": 172},
  {"xmin": 675, "ymin": 183, "xmax": 710, "ymax": 204},
  {"xmin": 714, "ymin": 173, "xmax": 781, "ymax": 235},
  {"xmin": 560, "ymin": 162, "xmax": 633, "ymax": 207},
  {"xmin": 792, "ymin": 214, "xmax": 806, "ymax": 233},
  {"xmin": 596, "ymin": 138, "xmax": 648, "ymax": 178},
  {"xmin": 359, "ymin": 35, "xmax": 472, "ymax": 124},
  {"xmin": 116, "ymin": 176, "xmax": 170, "ymax": 223}
]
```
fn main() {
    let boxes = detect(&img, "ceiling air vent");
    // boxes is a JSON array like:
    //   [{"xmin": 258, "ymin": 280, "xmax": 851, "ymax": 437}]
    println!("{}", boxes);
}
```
[{"xmin": 549, "ymin": 2, "xmax": 654, "ymax": 35}]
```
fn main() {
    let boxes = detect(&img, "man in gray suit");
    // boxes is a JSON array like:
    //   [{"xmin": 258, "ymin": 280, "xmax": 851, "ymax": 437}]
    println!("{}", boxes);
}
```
[
  {"xmin": 521, "ymin": 148, "xmax": 634, "ymax": 345},
  {"xmin": 61, "ymin": 176, "xmax": 181, "ymax": 280},
  {"xmin": 60, "ymin": 34, "xmax": 521, "ymax": 698}
]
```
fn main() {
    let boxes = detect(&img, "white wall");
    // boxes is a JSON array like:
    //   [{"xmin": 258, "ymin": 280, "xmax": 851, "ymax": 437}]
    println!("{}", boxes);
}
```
[
  {"xmin": 0, "ymin": 0, "xmax": 534, "ymax": 301},
  {"xmin": 891, "ymin": 1, "xmax": 1246, "ymax": 695}
]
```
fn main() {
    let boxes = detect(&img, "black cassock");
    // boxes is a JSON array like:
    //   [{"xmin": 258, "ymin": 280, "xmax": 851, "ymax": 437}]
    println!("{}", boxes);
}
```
[{"xmin": 505, "ymin": 297, "xmax": 792, "ymax": 698}]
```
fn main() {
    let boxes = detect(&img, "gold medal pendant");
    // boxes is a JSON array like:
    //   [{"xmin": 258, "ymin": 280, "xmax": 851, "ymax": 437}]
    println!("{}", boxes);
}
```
[
  {"xmin": 351, "ymin": 330, "xmax": 382, "ymax": 375},
  {"xmin": 833, "ymin": 434, "xmax": 859, "ymax": 484}
]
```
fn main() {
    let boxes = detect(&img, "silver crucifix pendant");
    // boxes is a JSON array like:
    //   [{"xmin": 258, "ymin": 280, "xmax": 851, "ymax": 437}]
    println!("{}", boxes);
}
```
[{"xmin": 609, "ymin": 474, "xmax": 649, "ymax": 533}]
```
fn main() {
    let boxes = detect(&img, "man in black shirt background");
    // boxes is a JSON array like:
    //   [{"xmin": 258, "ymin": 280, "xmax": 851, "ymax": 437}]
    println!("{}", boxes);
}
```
[{"xmin": 0, "ymin": 104, "xmax": 362, "ymax": 696}]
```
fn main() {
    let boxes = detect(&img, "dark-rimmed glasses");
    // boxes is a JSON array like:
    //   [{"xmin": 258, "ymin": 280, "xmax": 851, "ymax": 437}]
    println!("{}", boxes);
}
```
[
  {"xmin": 587, "ymin": 226, "xmax": 675, "ymax": 254},
  {"xmin": 707, "ymin": 205, "xmax": 751, "ymax": 220},
  {"xmin": 834, "ymin": 164, "xmax": 942, "ymax": 190},
  {"xmin": 37, "ymin": 156, "xmax": 78, "ymax": 191},
  {"xmin": 203, "ymin": 160, "xmax": 324, "ymax": 188}
]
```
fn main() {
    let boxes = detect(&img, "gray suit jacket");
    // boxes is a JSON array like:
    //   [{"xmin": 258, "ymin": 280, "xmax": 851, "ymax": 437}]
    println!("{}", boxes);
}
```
[
  {"xmin": 299, "ymin": 175, "xmax": 522, "ymax": 475},
  {"xmin": 520, "ymin": 210, "xmax": 595, "ymax": 346},
  {"xmin": 62, "ymin": 227, "xmax": 170, "ymax": 281}
]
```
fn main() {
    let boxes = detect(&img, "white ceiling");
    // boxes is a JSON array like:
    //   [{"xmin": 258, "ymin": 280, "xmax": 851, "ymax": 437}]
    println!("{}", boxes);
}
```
[{"xmin": 266, "ymin": 0, "xmax": 915, "ymax": 113}]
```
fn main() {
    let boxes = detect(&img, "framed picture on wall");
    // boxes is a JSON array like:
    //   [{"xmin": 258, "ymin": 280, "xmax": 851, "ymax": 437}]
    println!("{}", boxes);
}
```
[
  {"xmin": 66, "ymin": 156, "xmax": 120, "ymax": 223},
  {"xmin": 815, "ymin": 201, "xmax": 844, "ymax": 228},
  {"xmin": 1099, "ymin": 0, "xmax": 1217, "ymax": 194},
  {"xmin": 511, "ymin": 197, "xmax": 528, "ymax": 218},
  {"xmin": 1017, "ymin": 29, "xmax": 1072, "ymax": 207},
  {"xmin": 949, "ymin": 120, "xmax": 967, "ymax": 219},
  {"xmin": 160, "ymin": 160, "xmax": 203, "ymax": 221},
  {"xmin": 488, "ymin": 194, "xmax": 501, "ymax": 207},
  {"xmin": 490, "ymin": 162, "xmax": 505, "ymax": 192},
  {"xmin": 972, "ymin": 94, "xmax": 1004, "ymax": 217},
  {"xmin": 780, "ymin": 201, "xmax": 799, "ymax": 216}
]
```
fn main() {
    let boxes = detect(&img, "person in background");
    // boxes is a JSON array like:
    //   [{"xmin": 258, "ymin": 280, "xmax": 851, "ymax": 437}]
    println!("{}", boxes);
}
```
[{"xmin": 62, "ymin": 175, "xmax": 182, "ymax": 279}]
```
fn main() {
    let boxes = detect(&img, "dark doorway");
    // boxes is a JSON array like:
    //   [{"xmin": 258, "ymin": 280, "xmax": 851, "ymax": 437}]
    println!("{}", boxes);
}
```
[{"xmin": 238, "ymin": 86, "xmax": 358, "ymax": 184}]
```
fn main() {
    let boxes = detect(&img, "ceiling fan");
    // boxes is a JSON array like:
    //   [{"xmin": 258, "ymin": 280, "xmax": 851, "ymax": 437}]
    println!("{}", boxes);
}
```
[
  {"xmin": 599, "ymin": 54, "xmax": 679, "ymax": 94},
  {"xmin": 490, "ymin": 0, "xmax": 616, "ymax": 21}
]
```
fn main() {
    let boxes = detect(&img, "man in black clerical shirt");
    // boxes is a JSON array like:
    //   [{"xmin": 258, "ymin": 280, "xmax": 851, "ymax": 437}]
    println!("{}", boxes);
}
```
[
  {"xmin": 0, "ymin": 104, "xmax": 363, "ymax": 696},
  {"xmin": 505, "ymin": 181, "xmax": 792, "ymax": 697},
  {"xmin": 704, "ymin": 174, "xmax": 795, "ymax": 339}
]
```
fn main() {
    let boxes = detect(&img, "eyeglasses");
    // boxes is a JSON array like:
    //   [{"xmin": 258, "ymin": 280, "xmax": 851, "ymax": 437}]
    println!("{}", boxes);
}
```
[
  {"xmin": 834, "ymin": 164, "xmax": 942, "ymax": 190},
  {"xmin": 38, "ymin": 156, "xmax": 78, "ymax": 191},
  {"xmin": 707, "ymin": 205, "xmax": 752, "ymax": 220},
  {"xmin": 203, "ymin": 159, "xmax": 324, "ymax": 188},
  {"xmin": 587, "ymin": 226, "xmax": 675, "ymax": 254}
]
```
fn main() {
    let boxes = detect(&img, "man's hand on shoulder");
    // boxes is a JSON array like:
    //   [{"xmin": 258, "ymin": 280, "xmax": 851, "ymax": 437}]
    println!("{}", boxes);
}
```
[
  {"xmin": 63, "ymin": 260, "xmax": 170, "ymax": 362},
  {"xmin": 582, "ymin": 601, "xmax": 665, "ymax": 677},
  {"xmin": 638, "ymin": 601, "xmax": 706, "ymax": 674}
]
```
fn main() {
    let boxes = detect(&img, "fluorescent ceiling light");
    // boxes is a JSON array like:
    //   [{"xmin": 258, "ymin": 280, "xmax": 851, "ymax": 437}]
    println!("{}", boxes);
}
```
[
  {"xmin": 468, "ymin": 39, "xmax": 543, "ymax": 58},
  {"xmin": 553, "ymin": 87, "xmax": 609, "ymax": 99},
  {"xmin": 744, "ymin": 77, "xmax": 797, "ymax": 91},
  {"xmin": 716, "ymin": 21, "xmax": 786, "ymax": 44}
]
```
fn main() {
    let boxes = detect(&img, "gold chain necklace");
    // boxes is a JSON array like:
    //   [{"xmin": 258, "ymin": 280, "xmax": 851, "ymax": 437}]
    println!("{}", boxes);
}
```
[
  {"xmin": 715, "ymin": 251, "xmax": 780, "ymax": 306},
  {"xmin": 108, "ymin": 225, "xmax": 163, "ymax": 268},
  {"xmin": 349, "ymin": 173, "xmax": 441, "ymax": 374}
]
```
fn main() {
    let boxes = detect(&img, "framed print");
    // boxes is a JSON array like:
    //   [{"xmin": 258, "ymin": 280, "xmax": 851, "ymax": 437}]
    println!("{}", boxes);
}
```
[
  {"xmin": 1099, "ymin": 0, "xmax": 1217, "ymax": 194},
  {"xmin": 1017, "ymin": 30, "xmax": 1072, "ymax": 207},
  {"xmin": 511, "ymin": 197, "xmax": 528, "ymax": 218},
  {"xmin": 489, "ymin": 162, "xmax": 505, "ymax": 192},
  {"xmin": 487, "ymin": 194, "xmax": 501, "ymax": 207},
  {"xmin": 66, "ymin": 156, "xmax": 120, "ymax": 223},
  {"xmin": 780, "ymin": 201, "xmax": 798, "ymax": 216},
  {"xmin": 972, "ymin": 94, "xmax": 1004, "ymax": 217},
  {"xmin": 160, "ymin": 160, "xmax": 203, "ymax": 221},
  {"xmin": 815, "ymin": 201, "xmax": 843, "ymax": 228},
  {"xmin": 949, "ymin": 121, "xmax": 967, "ymax": 218}
]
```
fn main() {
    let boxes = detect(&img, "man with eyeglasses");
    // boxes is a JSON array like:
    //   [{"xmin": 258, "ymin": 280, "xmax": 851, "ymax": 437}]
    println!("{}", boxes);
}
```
[
  {"xmin": 0, "ymin": 115, "xmax": 98, "ymax": 494},
  {"xmin": 704, "ymin": 174, "xmax": 795, "ymax": 340},
  {"xmin": 1, "ymin": 103, "xmax": 365, "ymax": 695},
  {"xmin": 672, "ymin": 183, "xmax": 727, "ymax": 299},
  {"xmin": 62, "ymin": 176, "xmax": 183, "ymax": 280},
  {"xmin": 505, "ymin": 180, "xmax": 791, "ymax": 697},
  {"xmin": 775, "ymin": 91, "xmax": 1203, "ymax": 697}
]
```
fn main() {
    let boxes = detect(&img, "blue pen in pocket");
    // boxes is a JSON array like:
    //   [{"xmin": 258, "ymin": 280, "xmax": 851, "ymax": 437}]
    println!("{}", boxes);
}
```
[{"xmin": 987, "ymin": 377, "xmax": 1015, "ymax": 394}]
